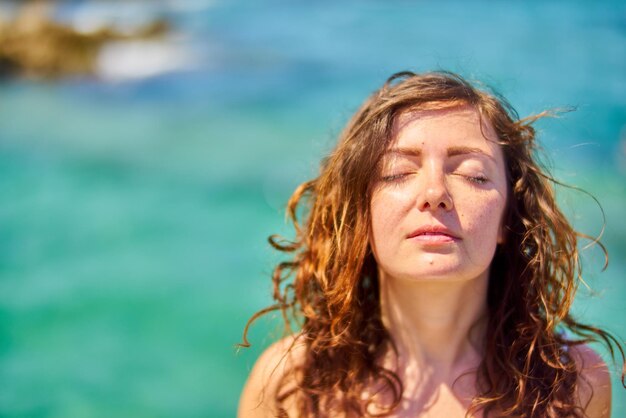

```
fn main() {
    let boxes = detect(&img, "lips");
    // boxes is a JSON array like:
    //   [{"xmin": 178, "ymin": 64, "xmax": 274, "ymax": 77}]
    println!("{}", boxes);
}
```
[{"xmin": 407, "ymin": 225, "xmax": 460, "ymax": 242}]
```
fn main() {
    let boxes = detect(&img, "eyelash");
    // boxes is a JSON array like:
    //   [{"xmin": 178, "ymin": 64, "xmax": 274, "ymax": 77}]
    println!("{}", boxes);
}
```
[
  {"xmin": 464, "ymin": 175, "xmax": 488, "ymax": 185},
  {"xmin": 380, "ymin": 173, "xmax": 488, "ymax": 185},
  {"xmin": 380, "ymin": 173, "xmax": 410, "ymax": 183}
]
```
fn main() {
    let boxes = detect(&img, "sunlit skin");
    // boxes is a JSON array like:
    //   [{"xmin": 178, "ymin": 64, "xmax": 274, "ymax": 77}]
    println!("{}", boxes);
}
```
[
  {"xmin": 238, "ymin": 104, "xmax": 613, "ymax": 418},
  {"xmin": 367, "ymin": 106, "xmax": 508, "ymax": 416},
  {"xmin": 370, "ymin": 105, "xmax": 508, "ymax": 285}
]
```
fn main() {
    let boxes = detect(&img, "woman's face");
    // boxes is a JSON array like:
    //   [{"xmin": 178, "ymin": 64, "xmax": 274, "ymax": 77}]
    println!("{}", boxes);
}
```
[{"xmin": 369, "ymin": 106, "xmax": 508, "ymax": 283}]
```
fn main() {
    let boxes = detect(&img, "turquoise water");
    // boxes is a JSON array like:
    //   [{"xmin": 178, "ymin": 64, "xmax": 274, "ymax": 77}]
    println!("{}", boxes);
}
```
[{"xmin": 0, "ymin": 1, "xmax": 625, "ymax": 416}]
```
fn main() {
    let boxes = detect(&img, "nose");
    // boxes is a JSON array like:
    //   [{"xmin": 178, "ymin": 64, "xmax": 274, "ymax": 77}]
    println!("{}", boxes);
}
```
[{"xmin": 417, "ymin": 165, "xmax": 453, "ymax": 211}]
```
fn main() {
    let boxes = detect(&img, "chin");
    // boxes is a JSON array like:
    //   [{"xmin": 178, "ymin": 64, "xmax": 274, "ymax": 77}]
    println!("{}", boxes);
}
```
[{"xmin": 389, "ymin": 264, "xmax": 488, "ymax": 283}]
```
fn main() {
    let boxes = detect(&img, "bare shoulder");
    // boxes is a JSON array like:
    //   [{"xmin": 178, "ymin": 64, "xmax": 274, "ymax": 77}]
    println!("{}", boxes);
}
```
[
  {"xmin": 570, "ymin": 344, "xmax": 612, "ymax": 418},
  {"xmin": 238, "ymin": 334, "xmax": 307, "ymax": 418}
]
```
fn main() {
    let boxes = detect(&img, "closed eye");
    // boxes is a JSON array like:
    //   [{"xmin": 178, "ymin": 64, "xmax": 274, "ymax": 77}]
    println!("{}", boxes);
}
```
[
  {"xmin": 462, "ymin": 174, "xmax": 488, "ymax": 184},
  {"xmin": 451, "ymin": 171, "xmax": 489, "ymax": 185},
  {"xmin": 380, "ymin": 173, "xmax": 411, "ymax": 183}
]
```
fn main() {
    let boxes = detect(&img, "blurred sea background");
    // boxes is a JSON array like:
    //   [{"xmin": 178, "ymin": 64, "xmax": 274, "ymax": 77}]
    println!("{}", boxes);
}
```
[{"xmin": 0, "ymin": 0, "xmax": 624, "ymax": 416}]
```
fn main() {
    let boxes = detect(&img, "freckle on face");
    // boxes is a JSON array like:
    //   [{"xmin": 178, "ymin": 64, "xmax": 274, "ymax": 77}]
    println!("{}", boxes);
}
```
[{"xmin": 369, "ymin": 106, "xmax": 508, "ymax": 283}]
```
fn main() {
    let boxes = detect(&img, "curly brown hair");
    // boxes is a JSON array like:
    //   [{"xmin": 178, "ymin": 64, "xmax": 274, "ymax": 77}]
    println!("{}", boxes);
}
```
[{"xmin": 240, "ymin": 71, "xmax": 624, "ymax": 417}]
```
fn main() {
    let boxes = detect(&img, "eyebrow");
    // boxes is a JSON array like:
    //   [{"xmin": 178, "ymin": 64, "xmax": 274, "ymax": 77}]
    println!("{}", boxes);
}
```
[{"xmin": 385, "ymin": 146, "xmax": 497, "ymax": 163}]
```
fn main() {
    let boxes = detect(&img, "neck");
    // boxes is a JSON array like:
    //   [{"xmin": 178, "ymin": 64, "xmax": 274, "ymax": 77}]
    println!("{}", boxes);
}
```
[{"xmin": 379, "ymin": 272, "xmax": 489, "ymax": 379}]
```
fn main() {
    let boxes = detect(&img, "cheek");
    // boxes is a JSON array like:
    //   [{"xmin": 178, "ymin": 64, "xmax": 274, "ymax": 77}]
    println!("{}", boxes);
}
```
[
  {"xmin": 369, "ymin": 188, "xmax": 413, "ymax": 249},
  {"xmin": 460, "ymin": 195, "xmax": 506, "ymax": 243}
]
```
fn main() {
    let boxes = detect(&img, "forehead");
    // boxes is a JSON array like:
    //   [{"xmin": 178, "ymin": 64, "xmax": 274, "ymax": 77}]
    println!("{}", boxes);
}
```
[{"xmin": 391, "ymin": 105, "xmax": 499, "ymax": 149}]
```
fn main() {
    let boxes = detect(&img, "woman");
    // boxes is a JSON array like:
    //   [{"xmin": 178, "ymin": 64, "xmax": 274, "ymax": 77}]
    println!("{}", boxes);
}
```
[{"xmin": 238, "ymin": 71, "xmax": 623, "ymax": 417}]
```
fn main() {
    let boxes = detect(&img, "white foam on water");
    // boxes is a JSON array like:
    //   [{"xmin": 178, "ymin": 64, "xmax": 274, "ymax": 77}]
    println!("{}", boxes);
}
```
[{"xmin": 96, "ymin": 39, "xmax": 198, "ymax": 82}]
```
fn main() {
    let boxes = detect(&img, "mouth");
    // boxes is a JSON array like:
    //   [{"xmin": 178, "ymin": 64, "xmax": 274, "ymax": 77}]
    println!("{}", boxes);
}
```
[{"xmin": 407, "ymin": 225, "xmax": 460, "ymax": 242}]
